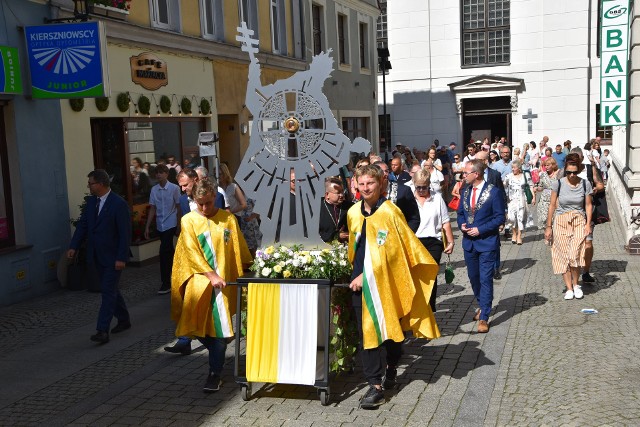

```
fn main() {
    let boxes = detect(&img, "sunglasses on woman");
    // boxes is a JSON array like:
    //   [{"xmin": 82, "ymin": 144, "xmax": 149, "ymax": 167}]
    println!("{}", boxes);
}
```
[{"xmin": 565, "ymin": 170, "xmax": 579, "ymax": 176}]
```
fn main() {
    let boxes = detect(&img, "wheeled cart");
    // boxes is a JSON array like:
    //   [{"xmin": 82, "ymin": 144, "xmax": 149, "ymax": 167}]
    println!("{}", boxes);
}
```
[{"xmin": 232, "ymin": 276, "xmax": 333, "ymax": 405}]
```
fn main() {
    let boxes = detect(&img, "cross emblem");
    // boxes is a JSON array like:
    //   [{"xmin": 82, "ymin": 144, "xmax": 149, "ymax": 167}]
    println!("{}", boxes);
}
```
[
  {"xmin": 236, "ymin": 22, "xmax": 259, "ymax": 57},
  {"xmin": 522, "ymin": 108, "xmax": 538, "ymax": 134}
]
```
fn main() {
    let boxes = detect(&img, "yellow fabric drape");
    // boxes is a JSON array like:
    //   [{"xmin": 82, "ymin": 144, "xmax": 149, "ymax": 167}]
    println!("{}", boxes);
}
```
[
  {"xmin": 246, "ymin": 283, "xmax": 281, "ymax": 383},
  {"xmin": 347, "ymin": 200, "xmax": 441, "ymax": 349},
  {"xmin": 171, "ymin": 210, "xmax": 252, "ymax": 338}
]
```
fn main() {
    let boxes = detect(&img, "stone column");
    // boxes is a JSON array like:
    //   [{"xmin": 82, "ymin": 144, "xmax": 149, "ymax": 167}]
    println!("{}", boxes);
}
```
[{"xmin": 624, "ymin": 4, "xmax": 640, "ymax": 253}]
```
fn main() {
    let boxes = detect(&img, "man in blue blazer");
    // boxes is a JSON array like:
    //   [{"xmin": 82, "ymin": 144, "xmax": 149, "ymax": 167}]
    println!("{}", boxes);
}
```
[
  {"xmin": 457, "ymin": 160, "xmax": 505, "ymax": 333},
  {"xmin": 476, "ymin": 151, "xmax": 506, "ymax": 280},
  {"xmin": 68, "ymin": 170, "xmax": 132, "ymax": 344}
]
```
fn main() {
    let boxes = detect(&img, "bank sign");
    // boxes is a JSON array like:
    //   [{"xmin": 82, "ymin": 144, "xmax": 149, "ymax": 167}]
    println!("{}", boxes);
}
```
[
  {"xmin": 24, "ymin": 22, "xmax": 109, "ymax": 99},
  {"xmin": 600, "ymin": 0, "xmax": 630, "ymax": 126},
  {"xmin": 0, "ymin": 46, "xmax": 22, "ymax": 94}
]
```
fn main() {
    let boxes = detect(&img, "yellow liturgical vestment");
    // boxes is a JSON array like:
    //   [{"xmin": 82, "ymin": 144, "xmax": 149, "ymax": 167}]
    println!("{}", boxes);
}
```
[
  {"xmin": 171, "ymin": 209, "xmax": 252, "ymax": 338},
  {"xmin": 347, "ymin": 200, "xmax": 441, "ymax": 350}
]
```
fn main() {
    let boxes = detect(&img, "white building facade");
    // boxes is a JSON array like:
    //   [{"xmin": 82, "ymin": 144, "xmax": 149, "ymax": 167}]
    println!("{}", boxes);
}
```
[{"xmin": 379, "ymin": 0, "xmax": 640, "ymax": 252}]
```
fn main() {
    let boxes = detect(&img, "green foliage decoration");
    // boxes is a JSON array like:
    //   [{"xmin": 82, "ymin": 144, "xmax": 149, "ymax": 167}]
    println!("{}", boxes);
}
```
[
  {"xmin": 95, "ymin": 97, "xmax": 109, "ymax": 112},
  {"xmin": 159, "ymin": 95, "xmax": 172, "ymax": 113},
  {"xmin": 116, "ymin": 93, "xmax": 130, "ymax": 112},
  {"xmin": 69, "ymin": 98, "xmax": 84, "ymax": 112},
  {"xmin": 200, "ymin": 98, "xmax": 211, "ymax": 115},
  {"xmin": 138, "ymin": 95, "xmax": 151, "ymax": 115},
  {"xmin": 181, "ymin": 97, "xmax": 192, "ymax": 114}
]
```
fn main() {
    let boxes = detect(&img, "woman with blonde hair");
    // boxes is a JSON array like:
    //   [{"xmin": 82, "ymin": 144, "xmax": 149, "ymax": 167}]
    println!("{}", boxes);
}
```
[
  {"xmin": 503, "ymin": 159, "xmax": 535, "ymax": 244},
  {"xmin": 218, "ymin": 163, "xmax": 247, "ymax": 215},
  {"xmin": 544, "ymin": 153, "xmax": 593, "ymax": 300},
  {"xmin": 412, "ymin": 168, "xmax": 454, "ymax": 311},
  {"xmin": 536, "ymin": 157, "xmax": 559, "ymax": 229}
]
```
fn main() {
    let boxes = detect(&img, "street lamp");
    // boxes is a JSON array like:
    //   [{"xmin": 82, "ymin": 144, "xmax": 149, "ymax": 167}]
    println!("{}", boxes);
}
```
[{"xmin": 377, "ymin": 47, "xmax": 392, "ymax": 156}]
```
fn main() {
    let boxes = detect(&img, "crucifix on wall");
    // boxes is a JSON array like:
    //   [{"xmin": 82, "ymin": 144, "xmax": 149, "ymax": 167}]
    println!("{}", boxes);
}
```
[{"xmin": 522, "ymin": 108, "xmax": 538, "ymax": 134}]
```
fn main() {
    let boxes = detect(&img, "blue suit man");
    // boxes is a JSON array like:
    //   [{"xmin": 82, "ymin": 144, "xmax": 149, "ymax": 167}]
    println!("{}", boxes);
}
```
[
  {"xmin": 457, "ymin": 160, "xmax": 505, "ymax": 333},
  {"xmin": 68, "ymin": 170, "xmax": 131, "ymax": 344}
]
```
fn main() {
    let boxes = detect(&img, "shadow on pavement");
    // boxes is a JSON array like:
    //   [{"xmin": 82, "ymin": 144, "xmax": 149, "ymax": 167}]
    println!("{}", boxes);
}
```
[
  {"xmin": 502, "ymin": 257, "xmax": 537, "ymax": 275},
  {"xmin": 582, "ymin": 274, "xmax": 620, "ymax": 296},
  {"xmin": 490, "ymin": 292, "xmax": 548, "ymax": 328},
  {"xmin": 590, "ymin": 259, "xmax": 628, "ymax": 272}
]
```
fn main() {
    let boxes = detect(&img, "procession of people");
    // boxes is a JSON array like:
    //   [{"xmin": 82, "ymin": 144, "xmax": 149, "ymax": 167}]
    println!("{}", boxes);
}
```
[{"xmin": 67, "ymin": 134, "xmax": 609, "ymax": 409}]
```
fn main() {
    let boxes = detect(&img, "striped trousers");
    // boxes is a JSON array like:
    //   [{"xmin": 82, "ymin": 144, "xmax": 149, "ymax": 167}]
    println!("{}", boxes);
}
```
[{"xmin": 551, "ymin": 211, "xmax": 587, "ymax": 274}]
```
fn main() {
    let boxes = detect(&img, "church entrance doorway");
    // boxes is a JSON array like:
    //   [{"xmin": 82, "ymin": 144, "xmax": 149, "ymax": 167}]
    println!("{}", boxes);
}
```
[{"xmin": 462, "ymin": 96, "xmax": 512, "ymax": 146}]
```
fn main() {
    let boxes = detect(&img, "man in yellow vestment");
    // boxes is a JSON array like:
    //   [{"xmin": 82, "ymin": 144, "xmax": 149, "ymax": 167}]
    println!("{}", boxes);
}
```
[
  {"xmin": 171, "ymin": 178, "xmax": 252, "ymax": 392},
  {"xmin": 347, "ymin": 164, "xmax": 440, "ymax": 409}
]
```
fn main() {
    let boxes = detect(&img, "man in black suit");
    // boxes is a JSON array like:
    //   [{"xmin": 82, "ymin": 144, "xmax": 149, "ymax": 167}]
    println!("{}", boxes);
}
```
[
  {"xmin": 68, "ymin": 170, "xmax": 132, "ymax": 344},
  {"xmin": 374, "ymin": 161, "xmax": 420, "ymax": 232},
  {"xmin": 319, "ymin": 177, "xmax": 353, "ymax": 243},
  {"xmin": 475, "ymin": 151, "xmax": 506, "ymax": 279},
  {"xmin": 389, "ymin": 157, "xmax": 412, "ymax": 185}
]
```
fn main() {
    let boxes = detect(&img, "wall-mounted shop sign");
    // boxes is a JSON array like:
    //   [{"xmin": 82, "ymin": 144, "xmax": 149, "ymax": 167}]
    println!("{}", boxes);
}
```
[
  {"xmin": 600, "ymin": 0, "xmax": 630, "ymax": 126},
  {"xmin": 24, "ymin": 21, "xmax": 109, "ymax": 99},
  {"xmin": 130, "ymin": 52, "xmax": 168, "ymax": 90},
  {"xmin": 0, "ymin": 46, "xmax": 22, "ymax": 94}
]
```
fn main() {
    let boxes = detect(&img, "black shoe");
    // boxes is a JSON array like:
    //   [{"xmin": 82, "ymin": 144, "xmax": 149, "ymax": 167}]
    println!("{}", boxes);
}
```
[
  {"xmin": 382, "ymin": 367, "xmax": 397, "ymax": 390},
  {"xmin": 582, "ymin": 273, "xmax": 595, "ymax": 283},
  {"xmin": 164, "ymin": 342, "xmax": 192, "ymax": 355},
  {"xmin": 157, "ymin": 284, "xmax": 171, "ymax": 295},
  {"xmin": 110, "ymin": 320, "xmax": 131, "ymax": 334},
  {"xmin": 90, "ymin": 331, "xmax": 109, "ymax": 344},
  {"xmin": 494, "ymin": 270, "xmax": 502, "ymax": 280},
  {"xmin": 360, "ymin": 385, "xmax": 385, "ymax": 409},
  {"xmin": 203, "ymin": 373, "xmax": 221, "ymax": 393}
]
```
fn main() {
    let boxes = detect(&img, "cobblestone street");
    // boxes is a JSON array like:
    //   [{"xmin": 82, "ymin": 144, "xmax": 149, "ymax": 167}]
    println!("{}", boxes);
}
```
[{"xmin": 1, "ymin": 202, "xmax": 639, "ymax": 426}]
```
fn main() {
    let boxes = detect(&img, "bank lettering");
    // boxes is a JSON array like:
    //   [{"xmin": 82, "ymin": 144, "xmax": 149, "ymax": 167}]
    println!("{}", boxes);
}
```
[{"xmin": 600, "ymin": 0, "xmax": 629, "ymax": 126}]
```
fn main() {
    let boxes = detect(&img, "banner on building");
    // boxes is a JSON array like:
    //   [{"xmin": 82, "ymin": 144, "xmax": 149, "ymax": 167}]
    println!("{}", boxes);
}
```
[
  {"xmin": 24, "ymin": 22, "xmax": 109, "ymax": 99},
  {"xmin": 0, "ymin": 46, "xmax": 22, "ymax": 95},
  {"xmin": 600, "ymin": 0, "xmax": 630, "ymax": 126}
]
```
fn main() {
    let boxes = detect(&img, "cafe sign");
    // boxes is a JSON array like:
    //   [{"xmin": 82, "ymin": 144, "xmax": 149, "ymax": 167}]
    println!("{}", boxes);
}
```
[
  {"xmin": 600, "ymin": 0, "xmax": 630, "ymax": 126},
  {"xmin": 0, "ymin": 46, "xmax": 22, "ymax": 94},
  {"xmin": 130, "ymin": 53, "xmax": 168, "ymax": 90},
  {"xmin": 24, "ymin": 21, "xmax": 109, "ymax": 99}
]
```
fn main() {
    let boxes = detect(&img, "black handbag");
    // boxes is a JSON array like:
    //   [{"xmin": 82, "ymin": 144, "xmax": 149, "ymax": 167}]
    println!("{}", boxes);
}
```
[{"xmin": 592, "ymin": 191, "xmax": 610, "ymax": 224}]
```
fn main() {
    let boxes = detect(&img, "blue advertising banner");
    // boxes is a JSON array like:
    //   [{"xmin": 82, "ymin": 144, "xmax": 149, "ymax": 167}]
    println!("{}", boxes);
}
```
[
  {"xmin": 0, "ymin": 46, "xmax": 22, "ymax": 94},
  {"xmin": 24, "ymin": 21, "xmax": 109, "ymax": 99}
]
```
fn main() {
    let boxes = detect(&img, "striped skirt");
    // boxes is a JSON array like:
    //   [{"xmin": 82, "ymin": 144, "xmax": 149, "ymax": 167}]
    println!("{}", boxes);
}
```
[{"xmin": 551, "ymin": 211, "xmax": 587, "ymax": 274}]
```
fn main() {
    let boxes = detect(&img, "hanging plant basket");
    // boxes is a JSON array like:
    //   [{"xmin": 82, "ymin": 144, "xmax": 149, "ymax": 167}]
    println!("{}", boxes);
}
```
[
  {"xmin": 159, "ymin": 95, "xmax": 172, "ymax": 114},
  {"xmin": 69, "ymin": 98, "xmax": 84, "ymax": 112},
  {"xmin": 117, "ymin": 93, "xmax": 130, "ymax": 112},
  {"xmin": 181, "ymin": 97, "xmax": 192, "ymax": 115},
  {"xmin": 200, "ymin": 98, "xmax": 211, "ymax": 115},
  {"xmin": 138, "ymin": 95, "xmax": 151, "ymax": 115},
  {"xmin": 95, "ymin": 97, "xmax": 110, "ymax": 112}
]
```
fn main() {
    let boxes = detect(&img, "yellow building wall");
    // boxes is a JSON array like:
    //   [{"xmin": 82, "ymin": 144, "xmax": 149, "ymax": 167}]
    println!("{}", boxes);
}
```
[
  {"xmin": 62, "ymin": 42, "xmax": 217, "ymax": 222},
  {"xmin": 126, "ymin": 0, "xmax": 150, "ymax": 26},
  {"xmin": 181, "ymin": 1, "xmax": 201, "ymax": 37},
  {"xmin": 223, "ymin": 0, "xmax": 240, "ymax": 42}
]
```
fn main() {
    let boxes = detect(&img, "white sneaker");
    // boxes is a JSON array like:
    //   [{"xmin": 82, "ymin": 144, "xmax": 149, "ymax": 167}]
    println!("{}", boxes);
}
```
[
  {"xmin": 573, "ymin": 285, "xmax": 583, "ymax": 299},
  {"xmin": 564, "ymin": 290, "xmax": 574, "ymax": 300}
]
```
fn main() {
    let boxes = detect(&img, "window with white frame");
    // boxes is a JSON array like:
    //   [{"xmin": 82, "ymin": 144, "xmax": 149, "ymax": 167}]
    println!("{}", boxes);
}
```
[
  {"xmin": 461, "ymin": 0, "xmax": 510, "ymax": 66},
  {"xmin": 359, "ymin": 21, "xmax": 369, "ymax": 69},
  {"xmin": 270, "ymin": 0, "xmax": 287, "ymax": 54},
  {"xmin": 312, "ymin": 4, "xmax": 324, "ymax": 55},
  {"xmin": 337, "ymin": 13, "xmax": 349, "ymax": 64},
  {"xmin": 376, "ymin": 0, "xmax": 387, "ymax": 48},
  {"xmin": 150, "ymin": 0, "xmax": 181, "ymax": 32},
  {"xmin": 200, "ymin": 0, "xmax": 224, "ymax": 40},
  {"xmin": 239, "ymin": 0, "xmax": 258, "ymax": 33}
]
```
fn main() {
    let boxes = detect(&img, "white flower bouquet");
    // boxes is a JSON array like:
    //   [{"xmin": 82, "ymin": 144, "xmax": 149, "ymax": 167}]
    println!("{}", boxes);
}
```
[{"xmin": 250, "ymin": 243, "xmax": 351, "ymax": 282}]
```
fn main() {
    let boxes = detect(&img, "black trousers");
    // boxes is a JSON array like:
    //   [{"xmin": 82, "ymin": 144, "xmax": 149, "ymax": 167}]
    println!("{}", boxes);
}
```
[
  {"xmin": 352, "ymin": 292, "xmax": 402, "ymax": 386},
  {"xmin": 159, "ymin": 228, "xmax": 176, "ymax": 287},
  {"xmin": 419, "ymin": 237, "xmax": 444, "ymax": 312}
]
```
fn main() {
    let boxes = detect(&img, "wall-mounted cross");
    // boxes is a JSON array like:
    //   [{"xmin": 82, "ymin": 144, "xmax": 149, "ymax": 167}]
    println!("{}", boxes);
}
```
[{"xmin": 522, "ymin": 108, "xmax": 538, "ymax": 134}]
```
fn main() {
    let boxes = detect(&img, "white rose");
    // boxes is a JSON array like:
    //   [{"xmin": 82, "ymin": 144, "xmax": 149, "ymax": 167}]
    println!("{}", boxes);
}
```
[
  {"xmin": 292, "ymin": 259, "xmax": 300, "ymax": 268},
  {"xmin": 258, "ymin": 259, "xmax": 265, "ymax": 268},
  {"xmin": 274, "ymin": 252, "xmax": 280, "ymax": 259},
  {"xmin": 279, "ymin": 261, "xmax": 285, "ymax": 267},
  {"xmin": 261, "ymin": 267, "xmax": 272, "ymax": 276}
]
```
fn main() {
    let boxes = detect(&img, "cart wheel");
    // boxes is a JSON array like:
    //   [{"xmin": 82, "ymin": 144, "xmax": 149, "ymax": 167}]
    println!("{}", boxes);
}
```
[
  {"xmin": 319, "ymin": 387, "xmax": 330, "ymax": 406},
  {"xmin": 241, "ymin": 384, "xmax": 252, "ymax": 401}
]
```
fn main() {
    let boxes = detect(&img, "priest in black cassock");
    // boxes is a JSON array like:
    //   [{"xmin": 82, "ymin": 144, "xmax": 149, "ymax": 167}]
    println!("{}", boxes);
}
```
[{"xmin": 319, "ymin": 177, "xmax": 353, "ymax": 243}]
